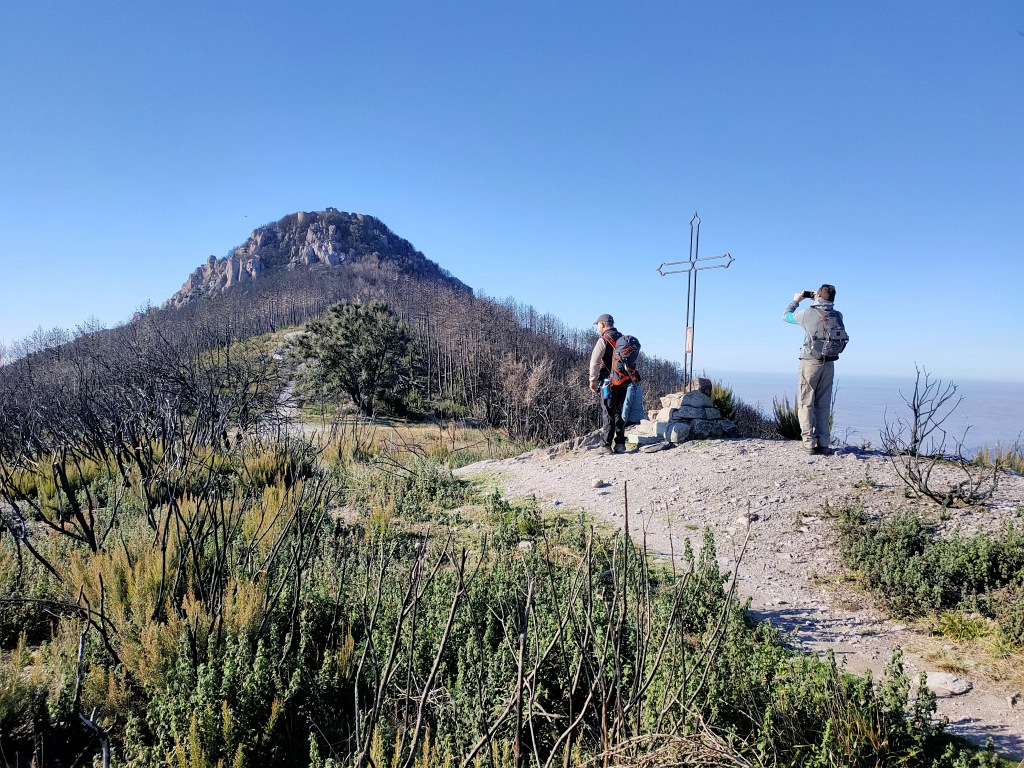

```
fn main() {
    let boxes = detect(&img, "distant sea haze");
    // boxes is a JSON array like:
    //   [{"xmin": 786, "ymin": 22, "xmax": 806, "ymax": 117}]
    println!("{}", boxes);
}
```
[{"xmin": 717, "ymin": 371, "xmax": 1023, "ymax": 454}]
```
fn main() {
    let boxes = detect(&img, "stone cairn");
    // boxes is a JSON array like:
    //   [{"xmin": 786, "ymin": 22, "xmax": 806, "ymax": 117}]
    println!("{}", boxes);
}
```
[{"xmin": 626, "ymin": 378, "xmax": 737, "ymax": 449}]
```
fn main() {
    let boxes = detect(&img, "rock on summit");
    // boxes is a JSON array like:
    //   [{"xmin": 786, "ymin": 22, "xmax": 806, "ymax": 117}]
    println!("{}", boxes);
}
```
[{"xmin": 167, "ymin": 208, "xmax": 467, "ymax": 307}]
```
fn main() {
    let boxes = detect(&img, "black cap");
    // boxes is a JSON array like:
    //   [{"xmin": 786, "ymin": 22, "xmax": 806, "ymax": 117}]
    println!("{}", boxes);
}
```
[{"xmin": 594, "ymin": 313, "xmax": 614, "ymax": 325}]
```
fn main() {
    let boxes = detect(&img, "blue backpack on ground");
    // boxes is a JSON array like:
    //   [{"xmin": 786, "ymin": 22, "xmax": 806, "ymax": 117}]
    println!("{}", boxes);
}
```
[{"xmin": 622, "ymin": 382, "xmax": 645, "ymax": 426}]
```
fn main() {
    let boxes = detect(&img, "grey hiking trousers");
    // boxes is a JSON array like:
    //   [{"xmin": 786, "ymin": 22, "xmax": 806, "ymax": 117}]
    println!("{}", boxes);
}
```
[{"xmin": 797, "ymin": 358, "xmax": 834, "ymax": 448}]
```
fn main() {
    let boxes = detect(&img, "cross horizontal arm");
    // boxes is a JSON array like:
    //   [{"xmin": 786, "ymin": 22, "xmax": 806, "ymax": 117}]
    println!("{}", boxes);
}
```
[{"xmin": 657, "ymin": 252, "xmax": 733, "ymax": 276}]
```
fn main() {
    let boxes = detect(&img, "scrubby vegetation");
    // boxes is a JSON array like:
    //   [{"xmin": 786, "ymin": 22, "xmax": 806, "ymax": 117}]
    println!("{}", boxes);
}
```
[
  {"xmin": 2, "ymin": 264, "xmax": 686, "ymax": 448},
  {"xmin": 881, "ymin": 368, "xmax": 1015, "ymax": 507},
  {"xmin": 296, "ymin": 300, "xmax": 413, "ymax": 417},
  {"xmin": 773, "ymin": 395, "xmax": 803, "ymax": 441},
  {"xmin": 975, "ymin": 443, "xmax": 1024, "ymax": 476},
  {"xmin": 1, "ymin": 436, "xmax": 1009, "ymax": 767},
  {"xmin": 710, "ymin": 379, "xmax": 782, "ymax": 440},
  {"xmin": 838, "ymin": 507, "xmax": 1024, "ymax": 647},
  {"xmin": 711, "ymin": 378, "xmax": 736, "ymax": 420},
  {"xmin": 0, "ymin": 359, "xmax": 1009, "ymax": 766}
]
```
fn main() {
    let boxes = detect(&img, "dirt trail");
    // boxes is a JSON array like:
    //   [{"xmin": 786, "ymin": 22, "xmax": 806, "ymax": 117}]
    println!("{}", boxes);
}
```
[{"xmin": 456, "ymin": 438, "xmax": 1024, "ymax": 759}]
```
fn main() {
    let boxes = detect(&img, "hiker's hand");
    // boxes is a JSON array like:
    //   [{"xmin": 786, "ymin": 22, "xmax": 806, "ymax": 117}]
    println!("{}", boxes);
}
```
[
  {"xmin": 589, "ymin": 380, "xmax": 598, "ymax": 393},
  {"xmin": 793, "ymin": 292, "xmax": 805, "ymax": 302}
]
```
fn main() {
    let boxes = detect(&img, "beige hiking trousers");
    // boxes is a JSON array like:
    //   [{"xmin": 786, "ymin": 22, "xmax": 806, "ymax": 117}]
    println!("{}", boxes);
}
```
[{"xmin": 797, "ymin": 358, "xmax": 834, "ymax": 448}]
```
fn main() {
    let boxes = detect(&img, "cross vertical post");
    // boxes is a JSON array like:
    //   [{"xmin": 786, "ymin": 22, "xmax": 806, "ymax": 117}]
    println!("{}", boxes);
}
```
[{"xmin": 656, "ymin": 212, "xmax": 734, "ymax": 387}]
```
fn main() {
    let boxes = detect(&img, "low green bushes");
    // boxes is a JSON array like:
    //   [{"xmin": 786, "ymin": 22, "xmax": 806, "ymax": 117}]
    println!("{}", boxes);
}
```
[
  {"xmin": 0, "ymin": 435, "xmax": 1011, "ymax": 766},
  {"xmin": 838, "ymin": 507, "xmax": 1024, "ymax": 644}
]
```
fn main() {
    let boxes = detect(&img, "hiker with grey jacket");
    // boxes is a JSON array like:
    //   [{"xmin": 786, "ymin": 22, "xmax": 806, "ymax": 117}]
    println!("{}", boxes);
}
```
[
  {"xmin": 589, "ymin": 313, "xmax": 629, "ymax": 455},
  {"xmin": 783, "ymin": 284, "xmax": 849, "ymax": 455}
]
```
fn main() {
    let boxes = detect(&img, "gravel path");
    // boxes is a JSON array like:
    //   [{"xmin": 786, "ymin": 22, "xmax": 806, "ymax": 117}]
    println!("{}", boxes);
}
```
[{"xmin": 456, "ymin": 437, "xmax": 1024, "ymax": 759}]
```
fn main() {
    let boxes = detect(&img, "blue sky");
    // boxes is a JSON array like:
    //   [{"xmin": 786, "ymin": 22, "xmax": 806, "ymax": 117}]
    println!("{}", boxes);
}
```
[{"xmin": 2, "ymin": 1, "xmax": 1022, "ymax": 383}]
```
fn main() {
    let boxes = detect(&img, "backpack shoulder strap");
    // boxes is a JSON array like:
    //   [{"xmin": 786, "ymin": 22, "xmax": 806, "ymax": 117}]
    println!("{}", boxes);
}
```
[{"xmin": 811, "ymin": 306, "xmax": 832, "ymax": 330}]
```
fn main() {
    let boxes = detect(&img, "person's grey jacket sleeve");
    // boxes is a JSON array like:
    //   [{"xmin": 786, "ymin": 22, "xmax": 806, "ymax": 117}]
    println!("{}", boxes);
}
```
[{"xmin": 589, "ymin": 337, "xmax": 608, "ymax": 382}]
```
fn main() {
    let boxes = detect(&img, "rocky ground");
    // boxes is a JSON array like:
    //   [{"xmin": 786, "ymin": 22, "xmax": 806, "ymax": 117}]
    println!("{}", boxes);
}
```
[{"xmin": 456, "ymin": 437, "xmax": 1024, "ymax": 760}]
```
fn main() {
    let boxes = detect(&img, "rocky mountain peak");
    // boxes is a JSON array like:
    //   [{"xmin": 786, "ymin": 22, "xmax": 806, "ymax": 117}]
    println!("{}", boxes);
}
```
[{"xmin": 167, "ymin": 209, "xmax": 465, "ymax": 307}]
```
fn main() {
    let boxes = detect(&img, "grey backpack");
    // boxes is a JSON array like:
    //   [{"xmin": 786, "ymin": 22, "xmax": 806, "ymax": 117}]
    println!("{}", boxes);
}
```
[{"xmin": 810, "ymin": 307, "xmax": 849, "ymax": 361}]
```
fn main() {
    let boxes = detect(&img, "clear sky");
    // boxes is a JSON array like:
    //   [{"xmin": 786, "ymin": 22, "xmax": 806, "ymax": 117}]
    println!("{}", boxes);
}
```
[{"xmin": 2, "ymin": 1, "xmax": 1022, "ymax": 383}]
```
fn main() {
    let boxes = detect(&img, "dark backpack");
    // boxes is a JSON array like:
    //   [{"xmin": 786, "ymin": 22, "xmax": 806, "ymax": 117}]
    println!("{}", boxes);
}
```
[
  {"xmin": 602, "ymin": 331, "xmax": 642, "ymax": 386},
  {"xmin": 810, "ymin": 307, "xmax": 849, "ymax": 361}
]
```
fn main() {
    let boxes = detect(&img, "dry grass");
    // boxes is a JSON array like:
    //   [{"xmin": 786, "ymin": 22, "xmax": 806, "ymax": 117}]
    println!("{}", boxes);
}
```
[
  {"xmin": 976, "ymin": 442, "xmax": 1024, "ymax": 475},
  {"xmin": 308, "ymin": 417, "xmax": 531, "ymax": 468},
  {"xmin": 920, "ymin": 623, "xmax": 1024, "ymax": 694}
]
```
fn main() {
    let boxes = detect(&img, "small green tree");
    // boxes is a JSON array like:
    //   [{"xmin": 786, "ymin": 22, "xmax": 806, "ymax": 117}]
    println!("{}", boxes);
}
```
[{"xmin": 297, "ymin": 300, "xmax": 411, "ymax": 416}]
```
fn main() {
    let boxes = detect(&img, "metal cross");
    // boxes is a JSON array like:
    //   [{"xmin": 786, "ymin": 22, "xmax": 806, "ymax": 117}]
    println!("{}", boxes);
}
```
[{"xmin": 656, "ymin": 212, "xmax": 734, "ymax": 387}]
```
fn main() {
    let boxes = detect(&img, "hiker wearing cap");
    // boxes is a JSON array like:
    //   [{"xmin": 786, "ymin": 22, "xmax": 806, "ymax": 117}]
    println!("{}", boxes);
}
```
[
  {"xmin": 783, "ymin": 284, "xmax": 849, "ymax": 455},
  {"xmin": 589, "ymin": 313, "xmax": 628, "ymax": 455}
]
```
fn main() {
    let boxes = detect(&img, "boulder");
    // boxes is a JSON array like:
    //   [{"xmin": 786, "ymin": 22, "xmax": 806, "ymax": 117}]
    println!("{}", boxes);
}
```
[
  {"xmin": 670, "ymin": 405, "xmax": 705, "ymax": 420},
  {"xmin": 641, "ymin": 440, "xmax": 674, "ymax": 453},
  {"xmin": 629, "ymin": 419, "xmax": 660, "ymax": 437},
  {"xmin": 626, "ymin": 434, "xmax": 664, "ymax": 448},
  {"xmin": 656, "ymin": 407, "xmax": 676, "ymax": 421},
  {"xmin": 660, "ymin": 393, "xmax": 684, "ymax": 409},
  {"xmin": 681, "ymin": 391, "xmax": 713, "ymax": 407},
  {"xmin": 686, "ymin": 377, "xmax": 713, "ymax": 396},
  {"xmin": 925, "ymin": 672, "xmax": 972, "ymax": 696},
  {"xmin": 664, "ymin": 422, "xmax": 691, "ymax": 444},
  {"xmin": 689, "ymin": 419, "xmax": 724, "ymax": 440}
]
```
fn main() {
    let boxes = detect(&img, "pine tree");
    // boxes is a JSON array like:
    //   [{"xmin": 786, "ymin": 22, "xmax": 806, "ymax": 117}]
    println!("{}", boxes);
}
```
[{"xmin": 297, "ymin": 300, "xmax": 411, "ymax": 416}]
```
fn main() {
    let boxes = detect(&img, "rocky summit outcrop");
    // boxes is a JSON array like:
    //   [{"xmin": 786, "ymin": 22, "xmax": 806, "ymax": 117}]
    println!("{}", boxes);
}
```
[{"xmin": 167, "ymin": 209, "xmax": 467, "ymax": 307}]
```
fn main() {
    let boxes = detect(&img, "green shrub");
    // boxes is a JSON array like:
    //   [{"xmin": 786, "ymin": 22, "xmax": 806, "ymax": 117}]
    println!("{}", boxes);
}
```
[
  {"xmin": 773, "ymin": 395, "xmax": 802, "ymax": 440},
  {"xmin": 484, "ymin": 489, "xmax": 541, "ymax": 544},
  {"xmin": 711, "ymin": 378, "xmax": 736, "ymax": 420},
  {"xmin": 239, "ymin": 440, "xmax": 316, "ymax": 489},
  {"xmin": 433, "ymin": 398, "xmax": 470, "ymax": 420},
  {"xmin": 839, "ymin": 507, "xmax": 1024, "ymax": 639},
  {"xmin": 0, "ymin": 636, "xmax": 48, "ymax": 747},
  {"xmin": 397, "ymin": 459, "xmax": 468, "ymax": 514},
  {"xmin": 986, "ymin": 586, "xmax": 1024, "ymax": 645},
  {"xmin": 729, "ymin": 400, "xmax": 778, "ymax": 439}
]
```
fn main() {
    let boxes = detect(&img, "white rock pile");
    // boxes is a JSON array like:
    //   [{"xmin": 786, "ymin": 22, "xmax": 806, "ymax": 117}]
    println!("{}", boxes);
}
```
[{"xmin": 626, "ymin": 389, "xmax": 738, "ymax": 448}]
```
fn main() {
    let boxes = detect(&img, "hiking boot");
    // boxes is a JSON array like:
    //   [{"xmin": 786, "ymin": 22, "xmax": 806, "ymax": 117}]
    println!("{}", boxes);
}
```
[
  {"xmin": 595, "ymin": 445, "xmax": 613, "ymax": 456},
  {"xmin": 613, "ymin": 444, "xmax": 627, "ymax": 454}
]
